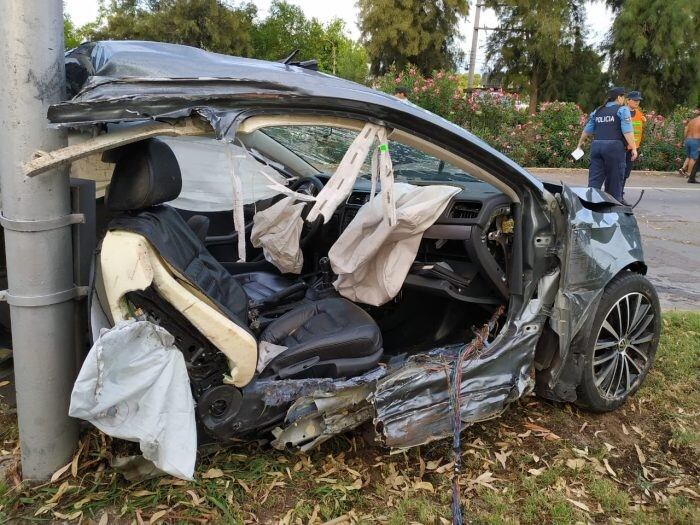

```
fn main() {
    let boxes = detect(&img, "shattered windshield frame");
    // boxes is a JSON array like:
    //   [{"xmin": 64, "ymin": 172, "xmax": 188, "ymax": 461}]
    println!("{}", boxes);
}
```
[{"xmin": 262, "ymin": 125, "xmax": 484, "ymax": 184}]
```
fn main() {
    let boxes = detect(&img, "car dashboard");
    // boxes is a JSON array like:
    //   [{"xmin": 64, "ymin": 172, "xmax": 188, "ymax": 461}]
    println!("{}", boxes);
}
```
[{"xmin": 320, "ymin": 175, "xmax": 514, "ymax": 304}]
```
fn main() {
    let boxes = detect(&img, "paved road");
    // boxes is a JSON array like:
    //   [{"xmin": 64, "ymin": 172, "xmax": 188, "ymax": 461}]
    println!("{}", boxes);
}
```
[{"xmin": 530, "ymin": 169, "xmax": 700, "ymax": 311}]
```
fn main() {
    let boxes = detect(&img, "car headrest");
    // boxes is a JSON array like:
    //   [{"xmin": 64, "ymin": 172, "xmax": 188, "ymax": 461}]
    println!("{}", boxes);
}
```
[{"xmin": 106, "ymin": 138, "xmax": 182, "ymax": 212}]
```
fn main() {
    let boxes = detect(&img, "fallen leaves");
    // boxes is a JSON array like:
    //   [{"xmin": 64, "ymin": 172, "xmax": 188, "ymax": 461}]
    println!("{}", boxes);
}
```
[
  {"xmin": 50, "ymin": 462, "xmax": 71, "ymax": 483},
  {"xmin": 565, "ymin": 458, "xmax": 586, "ymax": 470},
  {"xmin": 523, "ymin": 422, "xmax": 561, "ymax": 440},
  {"xmin": 201, "ymin": 468, "xmax": 224, "ymax": 479},
  {"xmin": 494, "ymin": 450, "xmax": 511, "ymax": 469}
]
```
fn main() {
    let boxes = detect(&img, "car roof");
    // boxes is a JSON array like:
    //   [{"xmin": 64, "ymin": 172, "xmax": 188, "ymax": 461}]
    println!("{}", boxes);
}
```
[{"xmin": 54, "ymin": 41, "xmax": 543, "ymax": 194}]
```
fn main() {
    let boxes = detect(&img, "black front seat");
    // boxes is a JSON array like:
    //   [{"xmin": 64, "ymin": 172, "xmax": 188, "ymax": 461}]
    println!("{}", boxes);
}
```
[
  {"xmin": 185, "ymin": 214, "xmax": 301, "ymax": 302},
  {"xmin": 104, "ymin": 138, "xmax": 383, "ymax": 382}
]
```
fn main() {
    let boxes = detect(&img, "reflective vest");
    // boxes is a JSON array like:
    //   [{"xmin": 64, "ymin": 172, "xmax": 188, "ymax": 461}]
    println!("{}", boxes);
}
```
[{"xmin": 629, "ymin": 109, "xmax": 645, "ymax": 149}]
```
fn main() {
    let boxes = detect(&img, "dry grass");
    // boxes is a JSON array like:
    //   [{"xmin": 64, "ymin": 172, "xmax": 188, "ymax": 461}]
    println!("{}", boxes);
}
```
[{"xmin": 0, "ymin": 312, "xmax": 698, "ymax": 524}]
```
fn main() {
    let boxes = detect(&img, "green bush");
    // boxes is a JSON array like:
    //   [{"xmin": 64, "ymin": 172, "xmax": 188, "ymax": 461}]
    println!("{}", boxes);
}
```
[
  {"xmin": 374, "ymin": 66, "xmax": 699, "ymax": 171},
  {"xmin": 373, "ymin": 65, "xmax": 463, "ymax": 119}
]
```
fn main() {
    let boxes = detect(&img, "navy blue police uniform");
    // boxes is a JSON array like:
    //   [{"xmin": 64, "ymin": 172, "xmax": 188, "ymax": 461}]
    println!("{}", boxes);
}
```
[{"xmin": 583, "ymin": 101, "xmax": 633, "ymax": 201}]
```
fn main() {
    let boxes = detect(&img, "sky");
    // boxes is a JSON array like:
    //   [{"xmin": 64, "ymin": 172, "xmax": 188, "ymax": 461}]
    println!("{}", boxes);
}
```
[{"xmin": 64, "ymin": 0, "xmax": 613, "ymax": 75}]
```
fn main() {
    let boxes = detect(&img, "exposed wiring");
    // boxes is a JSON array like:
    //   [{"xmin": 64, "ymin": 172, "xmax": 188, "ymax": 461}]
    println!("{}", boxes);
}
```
[{"xmin": 449, "ymin": 304, "xmax": 506, "ymax": 525}]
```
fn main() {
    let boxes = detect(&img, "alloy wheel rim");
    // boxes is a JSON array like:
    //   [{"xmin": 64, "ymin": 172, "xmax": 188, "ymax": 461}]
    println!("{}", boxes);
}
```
[{"xmin": 593, "ymin": 292, "xmax": 655, "ymax": 400}]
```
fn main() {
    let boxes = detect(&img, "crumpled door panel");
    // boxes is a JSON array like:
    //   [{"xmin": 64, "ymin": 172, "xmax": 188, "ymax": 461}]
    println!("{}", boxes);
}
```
[{"xmin": 548, "ymin": 184, "xmax": 645, "ymax": 387}]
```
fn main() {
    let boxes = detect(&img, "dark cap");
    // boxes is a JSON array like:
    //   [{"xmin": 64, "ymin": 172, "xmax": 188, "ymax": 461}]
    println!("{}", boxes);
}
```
[
  {"xmin": 627, "ymin": 90, "xmax": 643, "ymax": 101},
  {"xmin": 608, "ymin": 86, "xmax": 626, "ymax": 98}
]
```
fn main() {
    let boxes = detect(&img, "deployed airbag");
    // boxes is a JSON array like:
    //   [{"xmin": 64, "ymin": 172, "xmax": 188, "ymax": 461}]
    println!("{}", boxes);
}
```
[
  {"xmin": 250, "ymin": 196, "xmax": 305, "ymax": 274},
  {"xmin": 329, "ymin": 183, "xmax": 460, "ymax": 306},
  {"xmin": 69, "ymin": 320, "xmax": 196, "ymax": 480}
]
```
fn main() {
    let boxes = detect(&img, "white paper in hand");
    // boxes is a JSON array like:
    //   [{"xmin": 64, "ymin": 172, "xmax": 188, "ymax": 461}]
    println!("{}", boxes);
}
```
[{"xmin": 571, "ymin": 148, "xmax": 584, "ymax": 161}]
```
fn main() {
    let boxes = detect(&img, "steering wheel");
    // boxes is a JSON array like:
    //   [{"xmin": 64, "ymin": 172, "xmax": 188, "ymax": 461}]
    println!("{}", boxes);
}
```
[{"xmin": 289, "ymin": 175, "xmax": 325, "ymax": 247}]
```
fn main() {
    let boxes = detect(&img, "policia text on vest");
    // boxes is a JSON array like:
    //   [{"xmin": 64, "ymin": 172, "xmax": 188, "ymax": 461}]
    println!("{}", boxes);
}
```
[{"xmin": 576, "ymin": 87, "xmax": 638, "ymax": 202}]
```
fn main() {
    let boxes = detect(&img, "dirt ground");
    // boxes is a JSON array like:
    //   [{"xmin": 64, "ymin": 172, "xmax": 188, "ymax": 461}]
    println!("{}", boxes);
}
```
[
  {"xmin": 0, "ymin": 312, "xmax": 698, "ymax": 524},
  {"xmin": 0, "ymin": 170, "xmax": 698, "ymax": 524}
]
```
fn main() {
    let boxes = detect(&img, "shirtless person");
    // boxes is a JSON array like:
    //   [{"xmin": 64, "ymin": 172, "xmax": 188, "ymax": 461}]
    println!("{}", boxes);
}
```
[{"xmin": 680, "ymin": 115, "xmax": 700, "ymax": 183}]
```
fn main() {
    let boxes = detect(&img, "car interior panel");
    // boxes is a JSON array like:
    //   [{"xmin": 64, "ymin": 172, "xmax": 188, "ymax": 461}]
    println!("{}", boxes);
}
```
[{"xmin": 90, "ymin": 117, "xmax": 521, "ymax": 441}]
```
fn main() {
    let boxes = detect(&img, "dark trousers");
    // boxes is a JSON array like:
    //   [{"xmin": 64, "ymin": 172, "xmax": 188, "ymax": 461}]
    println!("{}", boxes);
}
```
[
  {"xmin": 623, "ymin": 149, "xmax": 635, "ymax": 198},
  {"xmin": 588, "ymin": 140, "xmax": 626, "ymax": 201}
]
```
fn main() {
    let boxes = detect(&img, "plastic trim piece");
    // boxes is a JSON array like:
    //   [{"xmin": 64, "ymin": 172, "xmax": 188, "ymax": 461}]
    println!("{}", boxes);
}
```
[{"xmin": 0, "ymin": 212, "xmax": 85, "ymax": 232}]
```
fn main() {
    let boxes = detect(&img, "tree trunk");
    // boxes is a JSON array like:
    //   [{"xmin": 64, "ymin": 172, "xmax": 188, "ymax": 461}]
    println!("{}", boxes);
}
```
[{"xmin": 529, "ymin": 70, "xmax": 539, "ymax": 114}]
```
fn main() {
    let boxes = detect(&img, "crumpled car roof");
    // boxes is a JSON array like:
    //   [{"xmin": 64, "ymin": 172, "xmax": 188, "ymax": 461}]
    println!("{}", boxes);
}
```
[{"xmin": 55, "ymin": 41, "xmax": 544, "ymax": 194}]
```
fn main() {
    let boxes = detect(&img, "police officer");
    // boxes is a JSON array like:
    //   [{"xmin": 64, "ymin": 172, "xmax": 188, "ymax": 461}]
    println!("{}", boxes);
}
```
[{"xmin": 576, "ymin": 87, "xmax": 638, "ymax": 202}]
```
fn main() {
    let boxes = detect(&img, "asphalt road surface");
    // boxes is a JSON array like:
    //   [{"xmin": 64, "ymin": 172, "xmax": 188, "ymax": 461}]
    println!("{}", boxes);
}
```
[{"xmin": 530, "ymin": 169, "xmax": 700, "ymax": 311}]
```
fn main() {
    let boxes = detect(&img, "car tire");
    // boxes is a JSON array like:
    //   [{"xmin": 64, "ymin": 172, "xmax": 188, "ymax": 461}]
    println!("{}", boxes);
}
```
[{"xmin": 574, "ymin": 271, "xmax": 661, "ymax": 412}]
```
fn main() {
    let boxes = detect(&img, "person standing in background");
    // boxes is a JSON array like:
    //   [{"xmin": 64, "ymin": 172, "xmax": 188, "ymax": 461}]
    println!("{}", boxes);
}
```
[
  {"xmin": 576, "ymin": 87, "xmax": 638, "ymax": 202},
  {"xmin": 623, "ymin": 91, "xmax": 646, "ymax": 199},
  {"xmin": 680, "ymin": 115, "xmax": 700, "ymax": 183},
  {"xmin": 394, "ymin": 86, "xmax": 408, "ymax": 101}
]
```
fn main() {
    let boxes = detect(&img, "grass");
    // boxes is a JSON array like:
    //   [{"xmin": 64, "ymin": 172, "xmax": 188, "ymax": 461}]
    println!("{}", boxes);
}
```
[{"xmin": 0, "ymin": 312, "xmax": 698, "ymax": 524}]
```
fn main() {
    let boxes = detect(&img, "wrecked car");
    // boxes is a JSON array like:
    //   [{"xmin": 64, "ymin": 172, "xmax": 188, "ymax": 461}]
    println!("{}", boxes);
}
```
[{"xmin": 22, "ymin": 41, "xmax": 661, "ymax": 477}]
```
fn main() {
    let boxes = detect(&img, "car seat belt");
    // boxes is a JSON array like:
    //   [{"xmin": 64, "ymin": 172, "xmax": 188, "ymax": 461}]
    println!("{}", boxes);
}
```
[
  {"xmin": 369, "ymin": 126, "xmax": 397, "ymax": 227},
  {"xmin": 307, "ymin": 122, "xmax": 383, "ymax": 224},
  {"xmin": 226, "ymin": 142, "xmax": 247, "ymax": 262}
]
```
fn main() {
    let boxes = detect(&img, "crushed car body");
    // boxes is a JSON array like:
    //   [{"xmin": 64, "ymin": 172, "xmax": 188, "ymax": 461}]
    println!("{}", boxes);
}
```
[{"xmin": 26, "ymin": 41, "xmax": 661, "ymax": 476}]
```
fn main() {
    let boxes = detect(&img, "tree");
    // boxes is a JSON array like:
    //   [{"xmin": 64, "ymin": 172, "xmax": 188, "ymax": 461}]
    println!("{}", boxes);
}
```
[
  {"xmin": 540, "ymin": 36, "xmax": 606, "ymax": 111},
  {"xmin": 606, "ymin": 0, "xmax": 699, "ymax": 112},
  {"xmin": 86, "ymin": 0, "xmax": 258, "ymax": 57},
  {"xmin": 64, "ymin": 14, "xmax": 81, "ymax": 49},
  {"xmin": 252, "ymin": 2, "xmax": 369, "ymax": 83},
  {"xmin": 358, "ymin": 0, "xmax": 469, "ymax": 76},
  {"xmin": 83, "ymin": 0, "xmax": 369, "ymax": 83},
  {"xmin": 484, "ymin": 0, "xmax": 587, "ymax": 113}
]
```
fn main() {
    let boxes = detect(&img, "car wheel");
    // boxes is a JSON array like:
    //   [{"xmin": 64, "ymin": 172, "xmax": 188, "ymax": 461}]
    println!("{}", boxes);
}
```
[{"xmin": 575, "ymin": 271, "xmax": 661, "ymax": 412}]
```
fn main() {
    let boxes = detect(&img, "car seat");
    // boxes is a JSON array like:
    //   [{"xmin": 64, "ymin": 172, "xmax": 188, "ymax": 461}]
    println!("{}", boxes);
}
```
[
  {"xmin": 184, "ymin": 213, "xmax": 302, "ymax": 303},
  {"xmin": 98, "ymin": 138, "xmax": 383, "ymax": 388}
]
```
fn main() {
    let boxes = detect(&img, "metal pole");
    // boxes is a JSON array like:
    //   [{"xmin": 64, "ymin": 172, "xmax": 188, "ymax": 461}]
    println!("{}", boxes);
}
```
[
  {"xmin": 467, "ymin": 2, "xmax": 482, "ymax": 89},
  {"xmin": 0, "ymin": 0, "xmax": 78, "ymax": 480}
]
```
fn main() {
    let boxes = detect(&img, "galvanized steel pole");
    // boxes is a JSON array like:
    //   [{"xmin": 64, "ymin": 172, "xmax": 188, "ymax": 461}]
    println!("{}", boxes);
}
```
[
  {"xmin": 467, "ymin": 2, "xmax": 482, "ymax": 89},
  {"xmin": 0, "ymin": 0, "xmax": 78, "ymax": 479}
]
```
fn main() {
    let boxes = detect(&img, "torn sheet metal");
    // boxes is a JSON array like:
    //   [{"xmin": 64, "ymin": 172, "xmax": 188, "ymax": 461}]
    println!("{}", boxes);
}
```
[
  {"xmin": 249, "ymin": 366, "xmax": 387, "ymax": 407},
  {"xmin": 372, "ymin": 271, "xmax": 560, "ymax": 448},
  {"xmin": 548, "ymin": 184, "xmax": 645, "ymax": 385},
  {"xmin": 69, "ymin": 320, "xmax": 196, "ymax": 480},
  {"xmin": 55, "ymin": 42, "xmax": 546, "ymax": 198},
  {"xmin": 271, "ymin": 384, "xmax": 376, "ymax": 451},
  {"xmin": 250, "ymin": 196, "xmax": 305, "ymax": 274},
  {"xmin": 268, "ymin": 273, "xmax": 558, "ymax": 451}
]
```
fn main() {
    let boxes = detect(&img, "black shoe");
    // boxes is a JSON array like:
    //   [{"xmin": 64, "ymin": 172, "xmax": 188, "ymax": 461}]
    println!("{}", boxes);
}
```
[{"xmin": 688, "ymin": 177, "xmax": 698, "ymax": 184}]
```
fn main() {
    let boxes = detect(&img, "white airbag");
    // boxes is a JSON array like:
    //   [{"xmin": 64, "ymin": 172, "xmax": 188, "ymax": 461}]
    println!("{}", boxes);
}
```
[
  {"xmin": 250, "ymin": 196, "xmax": 305, "ymax": 274},
  {"xmin": 329, "ymin": 183, "xmax": 461, "ymax": 306},
  {"xmin": 69, "ymin": 320, "xmax": 196, "ymax": 480}
]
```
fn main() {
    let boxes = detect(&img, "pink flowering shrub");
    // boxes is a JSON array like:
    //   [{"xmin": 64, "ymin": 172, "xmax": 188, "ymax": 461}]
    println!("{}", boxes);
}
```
[
  {"xmin": 374, "ymin": 65, "xmax": 462, "ymax": 119},
  {"xmin": 375, "ymin": 66, "xmax": 697, "ymax": 171}
]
